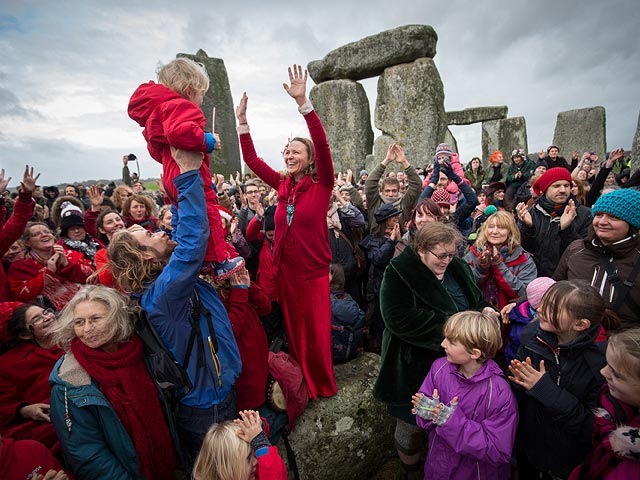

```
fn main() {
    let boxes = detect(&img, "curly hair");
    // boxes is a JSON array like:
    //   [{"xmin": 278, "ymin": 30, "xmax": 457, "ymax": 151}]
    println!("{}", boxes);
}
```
[
  {"xmin": 112, "ymin": 185, "xmax": 133, "ymax": 212},
  {"xmin": 106, "ymin": 231, "xmax": 165, "ymax": 293},
  {"xmin": 157, "ymin": 57, "xmax": 209, "ymax": 98}
]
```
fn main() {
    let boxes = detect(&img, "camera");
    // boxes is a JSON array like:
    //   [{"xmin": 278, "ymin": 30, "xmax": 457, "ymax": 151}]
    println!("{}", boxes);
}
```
[{"xmin": 128, "ymin": 153, "xmax": 137, "ymax": 162}]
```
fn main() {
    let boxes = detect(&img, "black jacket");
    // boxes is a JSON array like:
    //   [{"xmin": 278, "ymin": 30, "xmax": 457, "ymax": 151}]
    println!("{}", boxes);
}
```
[{"xmin": 514, "ymin": 321, "xmax": 606, "ymax": 478}]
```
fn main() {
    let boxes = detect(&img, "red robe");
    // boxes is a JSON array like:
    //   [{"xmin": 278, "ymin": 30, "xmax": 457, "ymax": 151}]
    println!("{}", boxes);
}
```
[
  {"xmin": 8, "ymin": 250, "xmax": 92, "ymax": 310},
  {"xmin": 0, "ymin": 191, "xmax": 34, "ymax": 301},
  {"xmin": 239, "ymin": 109, "xmax": 337, "ymax": 399},
  {"xmin": 246, "ymin": 217, "xmax": 278, "ymax": 302},
  {"xmin": 219, "ymin": 284, "xmax": 271, "ymax": 410},
  {"xmin": 128, "ymin": 81, "xmax": 231, "ymax": 263},
  {"xmin": 0, "ymin": 342, "xmax": 63, "ymax": 456}
]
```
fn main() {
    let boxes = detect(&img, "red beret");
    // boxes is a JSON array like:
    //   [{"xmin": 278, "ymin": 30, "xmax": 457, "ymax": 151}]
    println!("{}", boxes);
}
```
[
  {"xmin": 532, "ymin": 167, "xmax": 573, "ymax": 196},
  {"xmin": 0, "ymin": 301, "xmax": 25, "ymax": 342}
]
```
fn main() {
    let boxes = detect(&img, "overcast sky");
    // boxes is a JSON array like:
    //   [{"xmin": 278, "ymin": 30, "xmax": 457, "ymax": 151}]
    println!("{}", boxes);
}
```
[{"xmin": 1, "ymin": 0, "xmax": 638, "ymax": 186}]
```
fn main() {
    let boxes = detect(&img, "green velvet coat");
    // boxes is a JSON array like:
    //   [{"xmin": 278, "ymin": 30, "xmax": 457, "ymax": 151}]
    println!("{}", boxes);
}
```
[{"xmin": 373, "ymin": 245, "xmax": 487, "ymax": 406}]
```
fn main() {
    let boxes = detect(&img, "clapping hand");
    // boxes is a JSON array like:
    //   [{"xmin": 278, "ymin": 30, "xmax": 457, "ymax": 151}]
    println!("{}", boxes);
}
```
[
  {"xmin": 515, "ymin": 202, "xmax": 533, "ymax": 227},
  {"xmin": 509, "ymin": 357, "xmax": 546, "ymax": 390},
  {"xmin": 559, "ymin": 199, "xmax": 577, "ymax": 231}
]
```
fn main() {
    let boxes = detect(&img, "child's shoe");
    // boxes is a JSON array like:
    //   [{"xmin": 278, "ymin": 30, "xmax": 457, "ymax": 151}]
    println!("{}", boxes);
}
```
[{"xmin": 212, "ymin": 256, "xmax": 245, "ymax": 281}]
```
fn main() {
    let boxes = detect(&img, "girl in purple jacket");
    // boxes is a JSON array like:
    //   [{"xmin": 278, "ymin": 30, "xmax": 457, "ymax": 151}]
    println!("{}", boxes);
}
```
[{"xmin": 411, "ymin": 311, "xmax": 517, "ymax": 479}]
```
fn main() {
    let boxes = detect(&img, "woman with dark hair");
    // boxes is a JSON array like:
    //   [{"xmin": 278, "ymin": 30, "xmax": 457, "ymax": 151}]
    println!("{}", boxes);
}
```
[
  {"xmin": 464, "ymin": 157, "xmax": 485, "ymax": 192},
  {"xmin": 56, "ymin": 203, "xmax": 101, "ymax": 268},
  {"xmin": 8, "ymin": 222, "xmax": 92, "ymax": 310},
  {"xmin": 49, "ymin": 285, "xmax": 180, "ymax": 479},
  {"xmin": 484, "ymin": 182, "xmax": 511, "ymax": 212},
  {"xmin": 373, "ymin": 222, "xmax": 495, "ymax": 476},
  {"xmin": 555, "ymin": 189, "xmax": 640, "ymax": 329},
  {"xmin": 122, "ymin": 194, "xmax": 159, "ymax": 232},
  {"xmin": 0, "ymin": 301, "xmax": 62, "ymax": 456},
  {"xmin": 394, "ymin": 197, "xmax": 442, "ymax": 257},
  {"xmin": 235, "ymin": 65, "xmax": 336, "ymax": 399}
]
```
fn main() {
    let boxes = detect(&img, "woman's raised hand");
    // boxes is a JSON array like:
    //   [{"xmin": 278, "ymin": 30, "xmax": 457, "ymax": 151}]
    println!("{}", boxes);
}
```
[
  {"xmin": 283, "ymin": 64, "xmax": 308, "ymax": 105},
  {"xmin": 236, "ymin": 92, "xmax": 248, "ymax": 124}
]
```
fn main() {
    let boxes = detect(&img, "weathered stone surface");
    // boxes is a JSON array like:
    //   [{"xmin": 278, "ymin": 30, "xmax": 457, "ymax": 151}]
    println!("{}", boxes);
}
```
[
  {"xmin": 308, "ymin": 25, "xmax": 437, "ymax": 83},
  {"xmin": 446, "ymin": 106, "xmax": 508, "ymax": 125},
  {"xmin": 373, "ymin": 58, "xmax": 447, "ymax": 167},
  {"xmin": 482, "ymin": 117, "xmax": 528, "ymax": 166},
  {"xmin": 177, "ymin": 50, "xmax": 241, "ymax": 177},
  {"xmin": 444, "ymin": 128, "xmax": 458, "ymax": 153},
  {"xmin": 552, "ymin": 107, "xmax": 606, "ymax": 162},
  {"xmin": 279, "ymin": 353, "xmax": 395, "ymax": 480},
  {"xmin": 630, "ymin": 110, "xmax": 640, "ymax": 173},
  {"xmin": 310, "ymin": 80, "xmax": 374, "ymax": 173}
]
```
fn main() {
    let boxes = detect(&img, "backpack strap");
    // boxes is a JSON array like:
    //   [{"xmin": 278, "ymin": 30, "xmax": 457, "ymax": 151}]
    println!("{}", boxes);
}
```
[
  {"xmin": 193, "ymin": 290, "xmax": 223, "ymax": 388},
  {"xmin": 598, "ymin": 253, "xmax": 640, "ymax": 312}
]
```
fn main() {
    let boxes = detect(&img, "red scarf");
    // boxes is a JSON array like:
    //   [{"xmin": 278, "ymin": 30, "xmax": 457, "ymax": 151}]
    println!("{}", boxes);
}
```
[{"xmin": 71, "ymin": 337, "xmax": 178, "ymax": 479}]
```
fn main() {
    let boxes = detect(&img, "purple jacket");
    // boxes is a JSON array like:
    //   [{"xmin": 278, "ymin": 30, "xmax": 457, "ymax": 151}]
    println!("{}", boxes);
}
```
[{"xmin": 417, "ymin": 357, "xmax": 518, "ymax": 480}]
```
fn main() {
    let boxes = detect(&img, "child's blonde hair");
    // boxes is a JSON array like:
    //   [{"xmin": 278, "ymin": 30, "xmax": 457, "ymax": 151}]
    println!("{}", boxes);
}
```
[
  {"xmin": 607, "ymin": 328, "xmax": 640, "ymax": 384},
  {"xmin": 157, "ymin": 57, "xmax": 209, "ymax": 99},
  {"xmin": 192, "ymin": 421, "xmax": 252, "ymax": 480},
  {"xmin": 443, "ymin": 311, "xmax": 502, "ymax": 363}
]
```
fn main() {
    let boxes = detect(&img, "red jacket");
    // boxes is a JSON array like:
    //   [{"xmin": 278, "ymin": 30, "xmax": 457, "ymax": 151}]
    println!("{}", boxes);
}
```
[
  {"xmin": 0, "ymin": 342, "xmax": 63, "ymax": 454},
  {"xmin": 246, "ymin": 217, "xmax": 278, "ymax": 302},
  {"xmin": 0, "ymin": 437, "xmax": 63, "ymax": 480},
  {"xmin": 256, "ymin": 446, "xmax": 288, "ymax": 480},
  {"xmin": 8, "ymin": 250, "xmax": 92, "ymax": 310},
  {"xmin": 0, "ymin": 191, "xmax": 34, "ymax": 301},
  {"xmin": 219, "ymin": 284, "xmax": 271, "ymax": 410}
]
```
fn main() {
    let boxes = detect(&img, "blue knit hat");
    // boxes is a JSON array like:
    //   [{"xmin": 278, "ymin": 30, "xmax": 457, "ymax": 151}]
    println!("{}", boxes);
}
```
[{"xmin": 592, "ymin": 189, "xmax": 640, "ymax": 230}]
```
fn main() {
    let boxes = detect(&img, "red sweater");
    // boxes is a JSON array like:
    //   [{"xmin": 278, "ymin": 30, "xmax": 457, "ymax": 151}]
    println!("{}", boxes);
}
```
[
  {"xmin": 220, "ymin": 285, "xmax": 271, "ymax": 410},
  {"xmin": 239, "ymin": 110, "xmax": 333, "ymax": 280}
]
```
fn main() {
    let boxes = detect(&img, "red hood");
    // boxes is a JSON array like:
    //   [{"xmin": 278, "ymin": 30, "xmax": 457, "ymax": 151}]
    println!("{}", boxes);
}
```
[{"xmin": 128, "ymin": 81, "xmax": 182, "ymax": 127}]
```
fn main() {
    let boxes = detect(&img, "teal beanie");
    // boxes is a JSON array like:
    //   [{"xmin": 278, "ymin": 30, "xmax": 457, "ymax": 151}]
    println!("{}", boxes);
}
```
[{"xmin": 592, "ymin": 189, "xmax": 640, "ymax": 229}]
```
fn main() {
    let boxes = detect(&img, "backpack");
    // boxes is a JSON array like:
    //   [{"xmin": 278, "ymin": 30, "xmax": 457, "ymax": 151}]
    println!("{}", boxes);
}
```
[{"xmin": 330, "ymin": 292, "xmax": 365, "ymax": 364}]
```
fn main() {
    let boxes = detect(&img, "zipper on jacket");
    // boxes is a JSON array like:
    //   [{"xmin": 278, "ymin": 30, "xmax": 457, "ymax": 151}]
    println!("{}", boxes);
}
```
[{"xmin": 536, "ymin": 336, "xmax": 561, "ymax": 386}]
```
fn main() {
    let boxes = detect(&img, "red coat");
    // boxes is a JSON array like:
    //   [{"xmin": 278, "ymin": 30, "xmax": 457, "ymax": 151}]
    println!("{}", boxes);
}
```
[
  {"xmin": 0, "ymin": 437, "xmax": 63, "ymax": 480},
  {"xmin": 8, "ymin": 250, "xmax": 92, "ymax": 310},
  {"xmin": 0, "ymin": 342, "xmax": 63, "ymax": 454},
  {"xmin": 128, "ymin": 81, "xmax": 229, "ymax": 263},
  {"xmin": 219, "ymin": 284, "xmax": 271, "ymax": 410},
  {"xmin": 256, "ymin": 446, "xmax": 288, "ymax": 480},
  {"xmin": 246, "ymin": 217, "xmax": 278, "ymax": 302},
  {"xmin": 0, "ymin": 191, "xmax": 34, "ymax": 301},
  {"xmin": 240, "ymin": 109, "xmax": 337, "ymax": 399}
]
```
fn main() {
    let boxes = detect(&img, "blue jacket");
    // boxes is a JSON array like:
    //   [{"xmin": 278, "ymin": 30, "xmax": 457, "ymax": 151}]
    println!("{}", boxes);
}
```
[
  {"xmin": 140, "ymin": 171, "xmax": 241, "ymax": 408},
  {"xmin": 49, "ymin": 354, "xmax": 144, "ymax": 479}
]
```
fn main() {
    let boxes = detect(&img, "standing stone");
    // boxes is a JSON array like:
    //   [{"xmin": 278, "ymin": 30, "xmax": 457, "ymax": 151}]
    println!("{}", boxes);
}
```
[
  {"xmin": 482, "ymin": 117, "xmax": 528, "ymax": 166},
  {"xmin": 630, "ymin": 110, "xmax": 640, "ymax": 173},
  {"xmin": 308, "ymin": 25, "xmax": 437, "ymax": 83},
  {"xmin": 446, "ymin": 106, "xmax": 508, "ymax": 125},
  {"xmin": 373, "ymin": 58, "xmax": 447, "ymax": 167},
  {"xmin": 552, "ymin": 107, "xmax": 606, "ymax": 162},
  {"xmin": 444, "ymin": 128, "xmax": 458, "ymax": 153},
  {"xmin": 178, "ymin": 50, "xmax": 241, "ymax": 177},
  {"xmin": 310, "ymin": 80, "xmax": 373, "ymax": 173},
  {"xmin": 278, "ymin": 353, "xmax": 395, "ymax": 480}
]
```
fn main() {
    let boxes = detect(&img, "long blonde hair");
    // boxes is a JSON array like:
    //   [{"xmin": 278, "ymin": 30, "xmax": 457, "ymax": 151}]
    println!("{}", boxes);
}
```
[
  {"xmin": 475, "ymin": 211, "xmax": 521, "ymax": 254},
  {"xmin": 192, "ymin": 422, "xmax": 252, "ymax": 480}
]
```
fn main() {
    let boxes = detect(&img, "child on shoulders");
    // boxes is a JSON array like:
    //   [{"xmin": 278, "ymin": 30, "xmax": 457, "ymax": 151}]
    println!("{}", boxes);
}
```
[{"xmin": 412, "ymin": 310, "xmax": 517, "ymax": 479}]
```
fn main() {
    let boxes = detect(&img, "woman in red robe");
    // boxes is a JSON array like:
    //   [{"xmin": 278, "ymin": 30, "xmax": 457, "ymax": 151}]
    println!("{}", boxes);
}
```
[{"xmin": 235, "ymin": 65, "xmax": 336, "ymax": 399}]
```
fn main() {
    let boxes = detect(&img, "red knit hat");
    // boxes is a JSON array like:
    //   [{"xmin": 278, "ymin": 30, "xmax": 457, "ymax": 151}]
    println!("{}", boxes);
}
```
[
  {"xmin": 532, "ymin": 167, "xmax": 572, "ymax": 196},
  {"xmin": 0, "ymin": 301, "xmax": 25, "ymax": 342},
  {"xmin": 431, "ymin": 189, "xmax": 452, "ymax": 208}
]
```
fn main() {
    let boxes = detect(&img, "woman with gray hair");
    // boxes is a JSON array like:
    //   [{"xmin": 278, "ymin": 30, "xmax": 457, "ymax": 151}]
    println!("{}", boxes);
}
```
[{"xmin": 48, "ymin": 285, "xmax": 180, "ymax": 479}]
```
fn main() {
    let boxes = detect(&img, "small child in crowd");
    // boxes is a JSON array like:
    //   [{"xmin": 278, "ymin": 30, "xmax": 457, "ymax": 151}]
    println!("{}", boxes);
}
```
[
  {"xmin": 509, "ymin": 280, "xmax": 608, "ymax": 479},
  {"xmin": 505, "ymin": 276, "xmax": 556, "ymax": 363},
  {"xmin": 412, "ymin": 311, "xmax": 518, "ymax": 479},
  {"xmin": 569, "ymin": 328, "xmax": 640, "ymax": 479},
  {"xmin": 192, "ymin": 409, "xmax": 287, "ymax": 480},
  {"xmin": 128, "ymin": 57, "xmax": 244, "ymax": 280}
]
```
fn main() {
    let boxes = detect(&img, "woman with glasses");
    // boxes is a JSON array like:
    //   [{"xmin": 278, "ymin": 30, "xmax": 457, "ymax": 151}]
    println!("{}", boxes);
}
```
[
  {"xmin": 8, "ymin": 222, "xmax": 93, "ymax": 310},
  {"xmin": 463, "ymin": 211, "xmax": 537, "ymax": 309},
  {"xmin": 0, "ymin": 301, "xmax": 63, "ymax": 457},
  {"xmin": 373, "ymin": 222, "xmax": 495, "ymax": 477},
  {"xmin": 49, "ymin": 285, "xmax": 181, "ymax": 479}
]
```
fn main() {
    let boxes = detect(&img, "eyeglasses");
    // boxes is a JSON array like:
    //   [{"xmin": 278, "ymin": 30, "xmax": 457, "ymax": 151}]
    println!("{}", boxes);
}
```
[
  {"xmin": 426, "ymin": 249, "xmax": 457, "ymax": 261},
  {"xmin": 29, "ymin": 308, "xmax": 55, "ymax": 327},
  {"xmin": 245, "ymin": 190, "xmax": 259, "ymax": 195}
]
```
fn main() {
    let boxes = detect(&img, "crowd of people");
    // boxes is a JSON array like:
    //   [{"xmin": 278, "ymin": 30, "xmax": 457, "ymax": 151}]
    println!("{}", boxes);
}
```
[{"xmin": 0, "ymin": 58, "xmax": 639, "ymax": 480}]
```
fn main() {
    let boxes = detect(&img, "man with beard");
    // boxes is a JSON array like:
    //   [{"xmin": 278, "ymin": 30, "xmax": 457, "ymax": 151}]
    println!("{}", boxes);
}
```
[{"xmin": 515, "ymin": 168, "xmax": 591, "ymax": 277}]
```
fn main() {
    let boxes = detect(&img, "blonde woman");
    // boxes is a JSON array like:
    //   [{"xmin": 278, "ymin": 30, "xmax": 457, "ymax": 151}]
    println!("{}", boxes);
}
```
[{"xmin": 463, "ymin": 211, "xmax": 537, "ymax": 308}]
